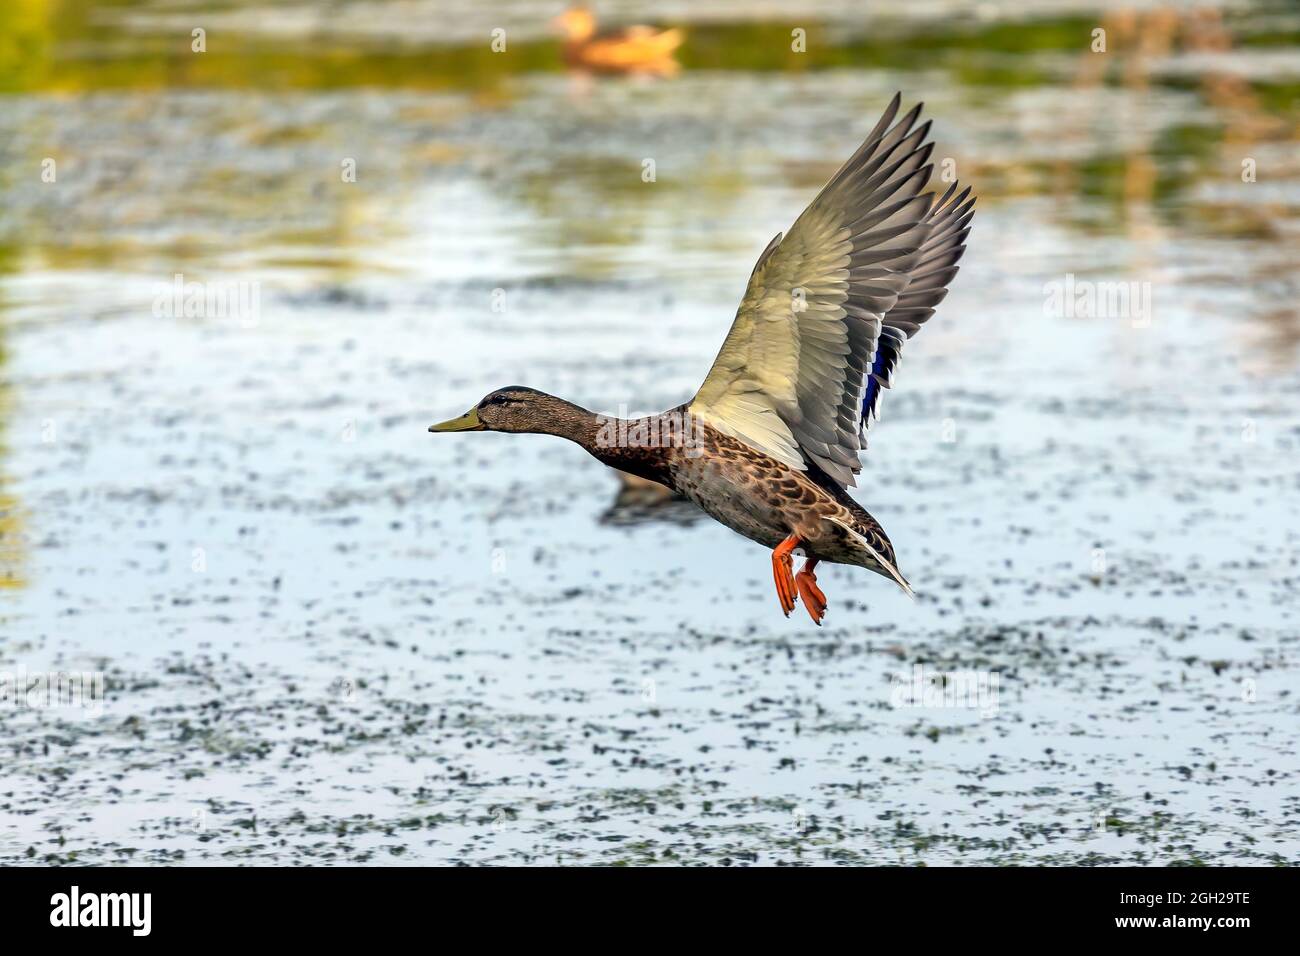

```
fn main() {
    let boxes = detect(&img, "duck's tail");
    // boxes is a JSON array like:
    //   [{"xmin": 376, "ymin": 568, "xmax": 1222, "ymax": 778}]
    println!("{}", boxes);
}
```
[{"xmin": 825, "ymin": 516, "xmax": 915, "ymax": 600}]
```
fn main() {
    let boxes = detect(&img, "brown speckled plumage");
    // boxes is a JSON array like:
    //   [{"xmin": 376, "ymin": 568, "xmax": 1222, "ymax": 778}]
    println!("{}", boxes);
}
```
[{"xmin": 591, "ymin": 410, "xmax": 901, "ymax": 580}]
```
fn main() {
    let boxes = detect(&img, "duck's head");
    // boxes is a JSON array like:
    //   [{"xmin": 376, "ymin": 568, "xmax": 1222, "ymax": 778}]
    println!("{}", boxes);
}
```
[
  {"xmin": 429, "ymin": 386, "xmax": 572, "ymax": 435},
  {"xmin": 553, "ymin": 6, "xmax": 596, "ymax": 42}
]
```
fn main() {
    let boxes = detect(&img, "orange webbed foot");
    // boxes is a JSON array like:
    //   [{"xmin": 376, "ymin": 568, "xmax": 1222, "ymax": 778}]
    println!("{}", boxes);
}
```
[
  {"xmin": 794, "ymin": 558, "xmax": 826, "ymax": 626},
  {"xmin": 771, "ymin": 534, "xmax": 800, "ymax": 617}
]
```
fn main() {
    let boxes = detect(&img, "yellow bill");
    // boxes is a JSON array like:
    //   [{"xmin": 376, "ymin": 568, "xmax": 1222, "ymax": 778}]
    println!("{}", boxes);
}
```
[{"xmin": 428, "ymin": 407, "xmax": 484, "ymax": 432}]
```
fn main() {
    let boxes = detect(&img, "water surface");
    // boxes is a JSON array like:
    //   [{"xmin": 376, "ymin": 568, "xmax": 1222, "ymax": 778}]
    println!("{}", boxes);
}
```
[{"xmin": 0, "ymin": 0, "xmax": 1298, "ymax": 865}]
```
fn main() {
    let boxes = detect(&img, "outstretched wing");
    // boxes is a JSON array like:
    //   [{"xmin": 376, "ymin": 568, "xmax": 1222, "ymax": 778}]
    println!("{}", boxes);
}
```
[{"xmin": 688, "ymin": 93, "xmax": 972, "ymax": 488}]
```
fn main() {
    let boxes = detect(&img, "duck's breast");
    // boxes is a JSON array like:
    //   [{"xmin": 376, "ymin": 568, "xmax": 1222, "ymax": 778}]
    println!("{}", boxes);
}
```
[{"xmin": 670, "ymin": 449, "xmax": 794, "ymax": 550}]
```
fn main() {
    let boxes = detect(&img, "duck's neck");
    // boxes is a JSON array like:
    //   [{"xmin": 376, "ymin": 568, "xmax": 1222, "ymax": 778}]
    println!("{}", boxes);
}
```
[
  {"xmin": 529, "ymin": 397, "xmax": 604, "ymax": 449},
  {"xmin": 539, "ymin": 401, "xmax": 680, "ymax": 488}
]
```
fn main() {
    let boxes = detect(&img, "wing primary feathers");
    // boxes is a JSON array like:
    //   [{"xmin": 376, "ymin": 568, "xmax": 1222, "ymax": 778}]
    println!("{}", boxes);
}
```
[
  {"xmin": 689, "ymin": 93, "xmax": 975, "ymax": 488},
  {"xmin": 859, "ymin": 172, "xmax": 975, "ymax": 440}
]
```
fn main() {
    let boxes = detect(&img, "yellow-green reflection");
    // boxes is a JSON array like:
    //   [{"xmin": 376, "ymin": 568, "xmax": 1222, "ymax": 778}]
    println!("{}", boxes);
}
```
[
  {"xmin": 0, "ymin": 241, "xmax": 23, "ymax": 590},
  {"xmin": 0, "ymin": 2, "xmax": 1293, "ymax": 246},
  {"xmin": 0, "ymin": 1, "xmax": 1295, "ymax": 350}
]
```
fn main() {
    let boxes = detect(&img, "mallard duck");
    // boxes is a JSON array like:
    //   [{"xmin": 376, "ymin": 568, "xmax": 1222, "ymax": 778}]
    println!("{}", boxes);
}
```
[
  {"xmin": 553, "ymin": 6, "xmax": 684, "ymax": 73},
  {"xmin": 431, "ymin": 94, "xmax": 974, "ymax": 625}
]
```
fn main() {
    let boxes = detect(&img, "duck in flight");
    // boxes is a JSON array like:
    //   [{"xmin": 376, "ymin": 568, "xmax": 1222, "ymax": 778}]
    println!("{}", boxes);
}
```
[{"xmin": 430, "ymin": 94, "xmax": 974, "ymax": 624}]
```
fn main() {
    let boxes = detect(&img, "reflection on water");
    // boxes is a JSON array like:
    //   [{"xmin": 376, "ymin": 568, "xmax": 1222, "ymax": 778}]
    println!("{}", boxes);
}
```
[
  {"xmin": 599, "ymin": 470, "xmax": 701, "ymax": 527},
  {"xmin": 0, "ymin": 4, "xmax": 1295, "ymax": 259},
  {"xmin": 1, "ymin": 0, "xmax": 1299, "ymax": 864}
]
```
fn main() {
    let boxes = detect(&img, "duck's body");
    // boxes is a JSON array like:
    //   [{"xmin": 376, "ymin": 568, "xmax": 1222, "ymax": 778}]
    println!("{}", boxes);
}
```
[
  {"xmin": 431, "ymin": 94, "xmax": 974, "ymax": 624},
  {"xmin": 599, "ymin": 411, "xmax": 898, "ymax": 576}
]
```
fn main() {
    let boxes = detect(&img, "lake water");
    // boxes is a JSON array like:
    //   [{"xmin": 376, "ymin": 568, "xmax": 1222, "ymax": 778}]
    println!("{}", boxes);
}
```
[{"xmin": 0, "ymin": 0, "xmax": 1297, "ymax": 864}]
